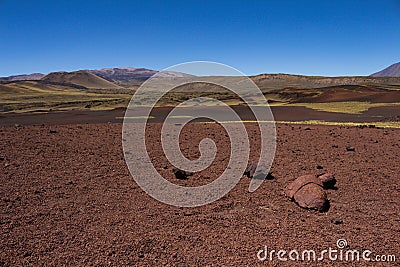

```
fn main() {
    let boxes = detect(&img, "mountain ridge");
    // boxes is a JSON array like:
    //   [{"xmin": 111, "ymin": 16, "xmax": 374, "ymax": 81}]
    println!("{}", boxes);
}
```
[
  {"xmin": 0, "ymin": 73, "xmax": 45, "ymax": 81},
  {"xmin": 41, "ymin": 70, "xmax": 122, "ymax": 90},
  {"xmin": 371, "ymin": 62, "xmax": 400, "ymax": 77},
  {"xmin": 2, "ymin": 63, "xmax": 400, "ymax": 88}
]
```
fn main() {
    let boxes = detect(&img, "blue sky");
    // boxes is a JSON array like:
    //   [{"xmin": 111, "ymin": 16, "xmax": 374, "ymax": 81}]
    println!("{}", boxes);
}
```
[{"xmin": 0, "ymin": 0, "xmax": 399, "ymax": 77}]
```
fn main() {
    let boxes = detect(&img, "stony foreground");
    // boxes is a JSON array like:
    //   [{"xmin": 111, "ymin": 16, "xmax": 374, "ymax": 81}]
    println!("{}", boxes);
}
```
[{"xmin": 0, "ymin": 123, "xmax": 399, "ymax": 266}]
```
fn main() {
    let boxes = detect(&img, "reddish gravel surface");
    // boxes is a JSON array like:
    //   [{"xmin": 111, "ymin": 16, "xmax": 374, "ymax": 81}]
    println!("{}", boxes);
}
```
[{"xmin": 1, "ymin": 122, "xmax": 399, "ymax": 266}]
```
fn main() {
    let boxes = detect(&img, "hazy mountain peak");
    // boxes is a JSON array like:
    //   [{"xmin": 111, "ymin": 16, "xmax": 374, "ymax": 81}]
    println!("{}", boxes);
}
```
[
  {"xmin": 371, "ymin": 62, "xmax": 400, "ymax": 77},
  {"xmin": 41, "ymin": 70, "xmax": 122, "ymax": 89},
  {"xmin": 88, "ymin": 66, "xmax": 193, "ymax": 83},
  {"xmin": 0, "ymin": 73, "xmax": 45, "ymax": 81}
]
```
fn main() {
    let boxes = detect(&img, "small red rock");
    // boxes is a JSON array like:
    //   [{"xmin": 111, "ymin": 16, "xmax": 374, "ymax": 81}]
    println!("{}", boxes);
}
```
[
  {"xmin": 318, "ymin": 173, "xmax": 336, "ymax": 189},
  {"xmin": 244, "ymin": 162, "xmax": 257, "ymax": 178},
  {"xmin": 172, "ymin": 168, "xmax": 193, "ymax": 180}
]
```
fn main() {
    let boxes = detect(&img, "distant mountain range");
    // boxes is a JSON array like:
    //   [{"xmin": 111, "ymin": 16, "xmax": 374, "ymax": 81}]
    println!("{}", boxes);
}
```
[
  {"xmin": 0, "ymin": 73, "xmax": 46, "ymax": 81},
  {"xmin": 1, "ymin": 65, "xmax": 400, "ymax": 114},
  {"xmin": 41, "ymin": 70, "xmax": 122, "ymax": 90},
  {"xmin": 0, "ymin": 67, "xmax": 192, "ymax": 85},
  {"xmin": 88, "ymin": 67, "xmax": 192, "ymax": 83},
  {"xmin": 88, "ymin": 67, "xmax": 158, "ymax": 83},
  {"xmin": 371, "ymin": 62, "xmax": 400, "ymax": 77},
  {"xmin": 1, "ymin": 62, "xmax": 400, "ymax": 94}
]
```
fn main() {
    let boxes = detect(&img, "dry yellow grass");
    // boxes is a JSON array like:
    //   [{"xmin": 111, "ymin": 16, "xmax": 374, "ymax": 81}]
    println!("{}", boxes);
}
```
[
  {"xmin": 275, "ymin": 120, "xmax": 400, "ymax": 129},
  {"xmin": 284, "ymin": 101, "xmax": 400, "ymax": 114},
  {"xmin": 204, "ymin": 120, "xmax": 400, "ymax": 129}
]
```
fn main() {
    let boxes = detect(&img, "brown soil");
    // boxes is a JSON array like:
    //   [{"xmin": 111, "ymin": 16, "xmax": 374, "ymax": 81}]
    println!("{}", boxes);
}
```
[
  {"xmin": 1, "ymin": 104, "xmax": 399, "ymax": 127},
  {"xmin": 1, "ymin": 118, "xmax": 399, "ymax": 266},
  {"xmin": 296, "ymin": 85, "xmax": 400, "ymax": 103}
]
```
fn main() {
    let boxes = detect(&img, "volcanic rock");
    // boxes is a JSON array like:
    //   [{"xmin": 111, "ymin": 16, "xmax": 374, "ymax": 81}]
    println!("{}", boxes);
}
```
[
  {"xmin": 243, "ymin": 162, "xmax": 257, "ymax": 178},
  {"xmin": 172, "ymin": 168, "xmax": 193, "ymax": 180},
  {"xmin": 330, "ymin": 218, "xmax": 343, "ymax": 225},
  {"xmin": 318, "ymin": 173, "xmax": 336, "ymax": 189},
  {"xmin": 243, "ymin": 162, "xmax": 274, "ymax": 180},
  {"xmin": 285, "ymin": 174, "xmax": 329, "ymax": 212}
]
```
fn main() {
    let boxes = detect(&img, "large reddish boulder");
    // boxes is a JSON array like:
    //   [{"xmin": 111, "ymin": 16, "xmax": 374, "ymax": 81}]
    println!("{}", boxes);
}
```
[
  {"xmin": 285, "ymin": 174, "xmax": 335, "ymax": 212},
  {"xmin": 284, "ymin": 175, "xmax": 323, "ymax": 198}
]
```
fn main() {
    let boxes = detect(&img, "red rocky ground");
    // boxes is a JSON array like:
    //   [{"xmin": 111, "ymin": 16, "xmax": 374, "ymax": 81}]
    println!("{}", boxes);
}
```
[{"xmin": 0, "ymin": 121, "xmax": 399, "ymax": 266}]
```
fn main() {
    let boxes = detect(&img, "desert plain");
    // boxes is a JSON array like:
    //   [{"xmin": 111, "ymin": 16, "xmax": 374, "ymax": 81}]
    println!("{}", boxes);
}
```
[{"xmin": 0, "ymin": 71, "xmax": 399, "ymax": 266}]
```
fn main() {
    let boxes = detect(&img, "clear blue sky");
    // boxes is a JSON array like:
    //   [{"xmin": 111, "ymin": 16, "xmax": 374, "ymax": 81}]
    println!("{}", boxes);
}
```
[{"xmin": 1, "ymin": 0, "xmax": 399, "ymax": 77}]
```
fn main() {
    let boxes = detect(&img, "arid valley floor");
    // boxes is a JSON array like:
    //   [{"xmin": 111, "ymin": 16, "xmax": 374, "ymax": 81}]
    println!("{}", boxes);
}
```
[
  {"xmin": 1, "ymin": 69, "xmax": 400, "ymax": 266},
  {"xmin": 0, "ymin": 107, "xmax": 399, "ymax": 266}
]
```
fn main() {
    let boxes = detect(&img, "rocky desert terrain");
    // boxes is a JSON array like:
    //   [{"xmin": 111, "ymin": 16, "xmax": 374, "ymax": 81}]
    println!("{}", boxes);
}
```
[{"xmin": 0, "ymin": 115, "xmax": 399, "ymax": 266}]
